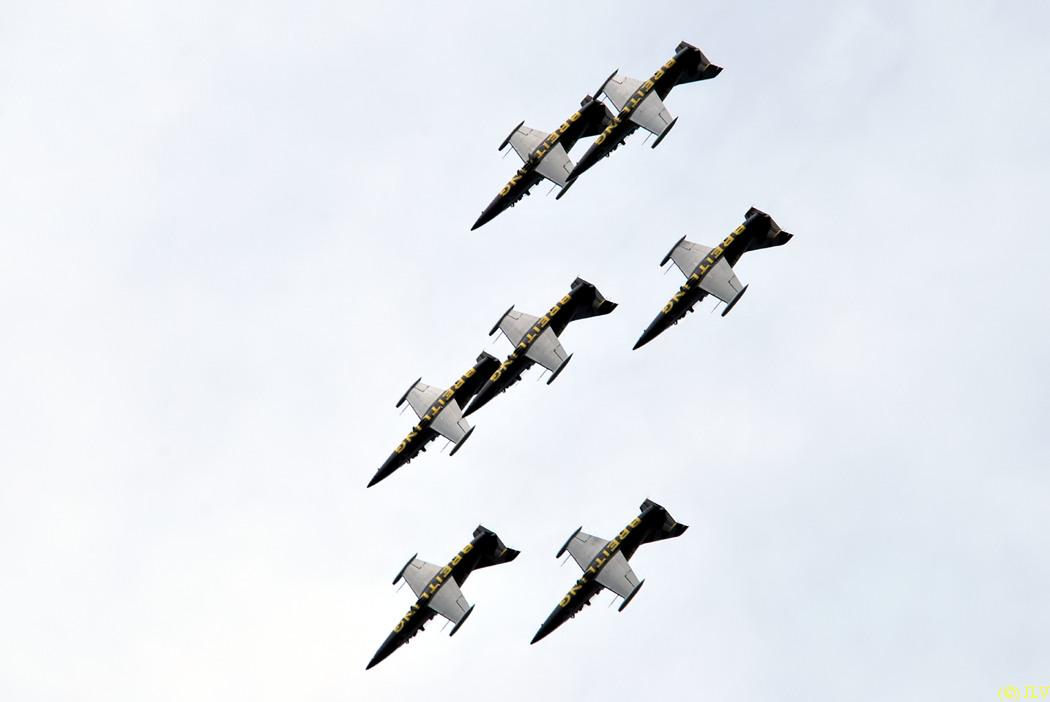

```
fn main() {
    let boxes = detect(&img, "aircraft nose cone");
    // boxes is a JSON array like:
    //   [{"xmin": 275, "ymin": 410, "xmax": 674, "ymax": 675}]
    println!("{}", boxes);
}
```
[
  {"xmin": 366, "ymin": 632, "xmax": 402, "ymax": 670},
  {"xmin": 471, "ymin": 208, "xmax": 495, "ymax": 231},
  {"xmin": 473, "ymin": 193, "xmax": 509, "ymax": 231},
  {"xmin": 569, "ymin": 146, "xmax": 599, "ymax": 181},
  {"xmin": 633, "ymin": 322, "xmax": 662, "ymax": 350},
  {"xmin": 530, "ymin": 624, "xmax": 553, "ymax": 645},
  {"xmin": 462, "ymin": 382, "xmax": 495, "ymax": 417},
  {"xmin": 367, "ymin": 452, "xmax": 403, "ymax": 487}
]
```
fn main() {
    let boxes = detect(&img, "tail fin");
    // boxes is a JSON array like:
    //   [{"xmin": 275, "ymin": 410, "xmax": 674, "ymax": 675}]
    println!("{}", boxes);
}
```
[
  {"xmin": 744, "ymin": 207, "xmax": 793, "ymax": 250},
  {"xmin": 639, "ymin": 498, "xmax": 689, "ymax": 543},
  {"xmin": 569, "ymin": 276, "xmax": 618, "ymax": 320},
  {"xmin": 472, "ymin": 525, "xmax": 520, "ymax": 569},
  {"xmin": 577, "ymin": 95, "xmax": 615, "ymax": 139},
  {"xmin": 456, "ymin": 351, "xmax": 502, "ymax": 406},
  {"xmin": 674, "ymin": 41, "xmax": 723, "ymax": 84}
]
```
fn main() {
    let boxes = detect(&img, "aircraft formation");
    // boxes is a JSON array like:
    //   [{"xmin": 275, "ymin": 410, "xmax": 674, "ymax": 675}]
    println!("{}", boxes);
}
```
[{"xmin": 365, "ymin": 40, "xmax": 796, "ymax": 668}]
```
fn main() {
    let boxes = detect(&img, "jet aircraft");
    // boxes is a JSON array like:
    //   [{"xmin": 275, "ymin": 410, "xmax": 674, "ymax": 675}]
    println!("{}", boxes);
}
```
[
  {"xmin": 368, "ymin": 352, "xmax": 501, "ymax": 487},
  {"xmin": 367, "ymin": 525, "xmax": 519, "ymax": 669},
  {"xmin": 471, "ymin": 96, "xmax": 612, "ymax": 230},
  {"xmin": 531, "ymin": 499, "xmax": 687, "ymax": 644},
  {"xmin": 633, "ymin": 207, "xmax": 793, "ymax": 350},
  {"xmin": 559, "ymin": 41, "xmax": 722, "ymax": 197},
  {"xmin": 462, "ymin": 277, "xmax": 617, "ymax": 417}
]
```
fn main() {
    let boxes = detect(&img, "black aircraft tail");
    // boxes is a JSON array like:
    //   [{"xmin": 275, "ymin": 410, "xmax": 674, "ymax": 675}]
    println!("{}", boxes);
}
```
[
  {"xmin": 569, "ymin": 277, "xmax": 618, "ymax": 321},
  {"xmin": 472, "ymin": 525, "xmax": 521, "ymax": 570},
  {"xmin": 639, "ymin": 498, "xmax": 689, "ymax": 543},
  {"xmin": 577, "ymin": 95, "xmax": 615, "ymax": 138},
  {"xmin": 743, "ymin": 206, "xmax": 793, "ymax": 251},
  {"xmin": 458, "ymin": 351, "xmax": 502, "ymax": 401},
  {"xmin": 673, "ymin": 41, "xmax": 723, "ymax": 84}
]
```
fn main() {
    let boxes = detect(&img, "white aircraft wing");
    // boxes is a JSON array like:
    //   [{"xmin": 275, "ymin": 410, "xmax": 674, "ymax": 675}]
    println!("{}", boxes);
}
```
[
  {"xmin": 428, "ymin": 578, "xmax": 472, "ymax": 625},
  {"xmin": 595, "ymin": 551, "xmax": 642, "ymax": 599},
  {"xmin": 398, "ymin": 556, "xmax": 441, "ymax": 598},
  {"xmin": 524, "ymin": 328, "xmax": 569, "ymax": 374},
  {"xmin": 429, "ymin": 399, "xmax": 471, "ymax": 445},
  {"xmin": 533, "ymin": 142, "xmax": 573, "ymax": 187},
  {"xmin": 563, "ymin": 529, "xmax": 610, "ymax": 570},
  {"xmin": 404, "ymin": 381, "xmax": 443, "ymax": 419},
  {"xmin": 699, "ymin": 258, "xmax": 746, "ymax": 305},
  {"xmin": 664, "ymin": 237, "xmax": 712, "ymax": 276},
  {"xmin": 508, "ymin": 125, "xmax": 550, "ymax": 161},
  {"xmin": 629, "ymin": 92, "xmax": 675, "ymax": 137},
  {"xmin": 601, "ymin": 72, "xmax": 644, "ymax": 111},
  {"xmin": 496, "ymin": 308, "xmax": 541, "ymax": 345}
]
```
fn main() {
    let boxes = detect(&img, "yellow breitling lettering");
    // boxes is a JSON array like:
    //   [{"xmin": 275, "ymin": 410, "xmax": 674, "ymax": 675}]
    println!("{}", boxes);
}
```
[
  {"xmin": 596, "ymin": 58, "xmax": 676, "ymax": 145},
  {"xmin": 393, "ymin": 542, "xmax": 475, "ymax": 632},
  {"xmin": 392, "ymin": 367, "xmax": 476, "ymax": 453},
  {"xmin": 498, "ymin": 112, "xmax": 583, "ymax": 198},
  {"xmin": 489, "ymin": 293, "xmax": 573, "ymax": 382},
  {"xmin": 660, "ymin": 225, "xmax": 743, "ymax": 315},
  {"xmin": 558, "ymin": 516, "xmax": 642, "ymax": 608}
]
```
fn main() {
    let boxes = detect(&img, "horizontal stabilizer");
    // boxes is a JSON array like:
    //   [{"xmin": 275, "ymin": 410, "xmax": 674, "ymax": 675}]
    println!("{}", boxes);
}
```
[
  {"xmin": 473, "ymin": 525, "xmax": 521, "ymax": 569},
  {"xmin": 639, "ymin": 498, "xmax": 689, "ymax": 543},
  {"xmin": 744, "ymin": 206, "xmax": 794, "ymax": 250}
]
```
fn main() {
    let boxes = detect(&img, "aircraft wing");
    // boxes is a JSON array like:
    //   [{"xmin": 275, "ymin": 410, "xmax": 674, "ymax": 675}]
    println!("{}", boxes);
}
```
[
  {"xmin": 595, "ymin": 551, "xmax": 642, "ymax": 599},
  {"xmin": 601, "ymin": 72, "xmax": 676, "ymax": 137},
  {"xmin": 428, "ymin": 578, "xmax": 472, "ymax": 624},
  {"xmin": 665, "ymin": 237, "xmax": 712, "ymax": 276},
  {"xmin": 630, "ymin": 93, "xmax": 675, "ymax": 137},
  {"xmin": 497, "ymin": 308, "xmax": 541, "ymax": 345},
  {"xmin": 429, "ymin": 399, "xmax": 471, "ymax": 444},
  {"xmin": 601, "ymin": 72, "xmax": 644, "ymax": 111},
  {"xmin": 699, "ymin": 258, "xmax": 746, "ymax": 305},
  {"xmin": 564, "ymin": 529, "xmax": 610, "ymax": 570},
  {"xmin": 534, "ymin": 142, "xmax": 572, "ymax": 187},
  {"xmin": 524, "ymin": 328, "xmax": 569, "ymax": 373},
  {"xmin": 509, "ymin": 125, "xmax": 550, "ymax": 162},
  {"xmin": 398, "ymin": 557, "xmax": 441, "ymax": 598},
  {"xmin": 404, "ymin": 382, "xmax": 442, "ymax": 418}
]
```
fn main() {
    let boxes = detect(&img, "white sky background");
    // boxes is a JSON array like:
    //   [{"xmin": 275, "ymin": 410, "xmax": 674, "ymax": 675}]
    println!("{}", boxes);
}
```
[{"xmin": 1, "ymin": 1, "xmax": 1048, "ymax": 699}]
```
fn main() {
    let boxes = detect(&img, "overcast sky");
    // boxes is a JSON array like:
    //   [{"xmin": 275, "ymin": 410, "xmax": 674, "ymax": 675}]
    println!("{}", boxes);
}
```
[{"xmin": 2, "ymin": 1, "xmax": 1049, "ymax": 700}]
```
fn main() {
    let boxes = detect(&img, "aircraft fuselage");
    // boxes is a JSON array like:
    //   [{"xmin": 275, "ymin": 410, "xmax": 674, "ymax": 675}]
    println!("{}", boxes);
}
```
[
  {"xmin": 367, "ymin": 538, "xmax": 483, "ymax": 669},
  {"xmin": 570, "ymin": 52, "xmax": 688, "ymax": 181},
  {"xmin": 463, "ymin": 278, "xmax": 615, "ymax": 416},
  {"xmin": 634, "ymin": 217, "xmax": 755, "ymax": 349},
  {"xmin": 369, "ymin": 354, "xmax": 499, "ymax": 487},
  {"xmin": 531, "ymin": 510, "xmax": 657, "ymax": 644},
  {"xmin": 473, "ymin": 101, "xmax": 607, "ymax": 230}
]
